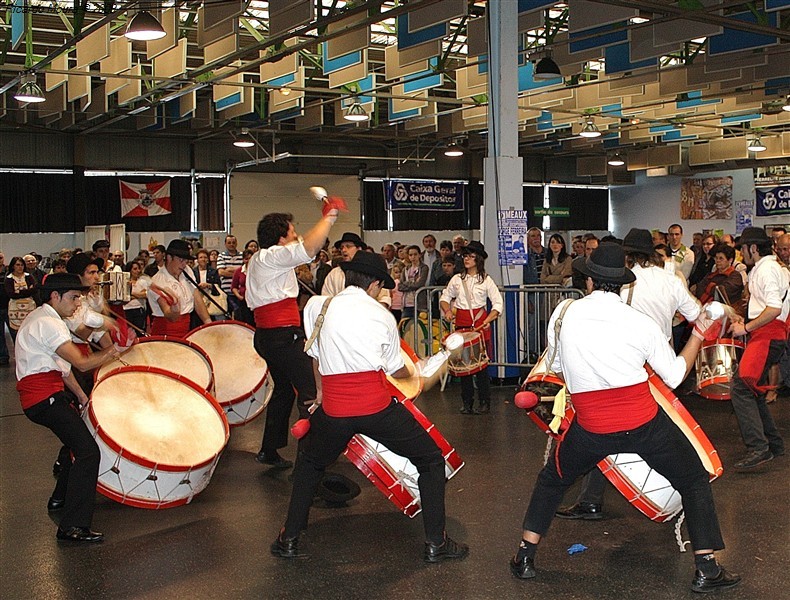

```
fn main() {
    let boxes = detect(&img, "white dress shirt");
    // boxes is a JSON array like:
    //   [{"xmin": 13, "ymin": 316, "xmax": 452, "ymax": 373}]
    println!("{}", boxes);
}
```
[
  {"xmin": 747, "ymin": 255, "xmax": 790, "ymax": 321},
  {"xmin": 547, "ymin": 292, "xmax": 687, "ymax": 393},
  {"xmin": 246, "ymin": 243, "xmax": 309, "ymax": 310},
  {"xmin": 439, "ymin": 273, "xmax": 504, "ymax": 314},
  {"xmin": 620, "ymin": 264, "xmax": 701, "ymax": 341},
  {"xmin": 304, "ymin": 287, "xmax": 404, "ymax": 376},
  {"xmin": 15, "ymin": 304, "xmax": 72, "ymax": 379},
  {"xmin": 147, "ymin": 268, "xmax": 194, "ymax": 316}
]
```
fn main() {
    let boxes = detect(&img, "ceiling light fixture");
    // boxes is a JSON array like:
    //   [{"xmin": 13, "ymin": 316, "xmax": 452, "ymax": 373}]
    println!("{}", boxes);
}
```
[
  {"xmin": 533, "ymin": 55, "xmax": 562, "ymax": 80},
  {"xmin": 343, "ymin": 99, "xmax": 369, "ymax": 122},
  {"xmin": 279, "ymin": 86, "xmax": 291, "ymax": 96},
  {"xmin": 607, "ymin": 153, "xmax": 625, "ymax": 166},
  {"xmin": 783, "ymin": 95, "xmax": 790, "ymax": 112},
  {"xmin": 747, "ymin": 136, "xmax": 766, "ymax": 152},
  {"xmin": 444, "ymin": 142, "xmax": 464, "ymax": 157},
  {"xmin": 125, "ymin": 11, "xmax": 166, "ymax": 41},
  {"xmin": 233, "ymin": 128, "xmax": 255, "ymax": 148},
  {"xmin": 14, "ymin": 72, "xmax": 46, "ymax": 103},
  {"xmin": 579, "ymin": 117, "xmax": 601, "ymax": 138}
]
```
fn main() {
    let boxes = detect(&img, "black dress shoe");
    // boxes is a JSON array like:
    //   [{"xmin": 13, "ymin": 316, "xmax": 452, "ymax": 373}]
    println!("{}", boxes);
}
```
[
  {"xmin": 510, "ymin": 555, "xmax": 536, "ymax": 579},
  {"xmin": 423, "ymin": 536, "xmax": 469, "ymax": 563},
  {"xmin": 733, "ymin": 449, "xmax": 773, "ymax": 471},
  {"xmin": 56, "ymin": 527, "xmax": 104, "ymax": 543},
  {"xmin": 255, "ymin": 452, "xmax": 293, "ymax": 469},
  {"xmin": 270, "ymin": 534, "xmax": 308, "ymax": 559},
  {"xmin": 555, "ymin": 502, "xmax": 603, "ymax": 520},
  {"xmin": 691, "ymin": 567, "xmax": 741, "ymax": 593},
  {"xmin": 47, "ymin": 497, "xmax": 66, "ymax": 511},
  {"xmin": 52, "ymin": 460, "xmax": 62, "ymax": 478}
]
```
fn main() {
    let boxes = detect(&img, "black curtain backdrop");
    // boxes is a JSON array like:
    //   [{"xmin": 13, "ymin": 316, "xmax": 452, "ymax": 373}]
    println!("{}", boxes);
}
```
[
  {"xmin": 361, "ymin": 179, "xmax": 480, "ymax": 232},
  {"xmin": 1, "ymin": 172, "xmax": 224, "ymax": 233},
  {"xmin": 522, "ymin": 185, "xmax": 546, "ymax": 228},
  {"xmin": 548, "ymin": 186, "xmax": 609, "ymax": 231}
]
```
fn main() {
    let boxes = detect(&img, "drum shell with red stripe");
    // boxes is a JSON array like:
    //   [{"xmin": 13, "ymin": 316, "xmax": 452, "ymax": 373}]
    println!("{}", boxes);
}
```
[
  {"xmin": 695, "ymin": 338, "xmax": 744, "ymax": 400},
  {"xmin": 518, "ymin": 350, "xmax": 573, "ymax": 439},
  {"xmin": 84, "ymin": 366, "xmax": 229, "ymax": 509},
  {"xmin": 343, "ymin": 400, "xmax": 464, "ymax": 518},
  {"xmin": 445, "ymin": 329, "xmax": 489, "ymax": 377},
  {"xmin": 185, "ymin": 320, "xmax": 273, "ymax": 426}
]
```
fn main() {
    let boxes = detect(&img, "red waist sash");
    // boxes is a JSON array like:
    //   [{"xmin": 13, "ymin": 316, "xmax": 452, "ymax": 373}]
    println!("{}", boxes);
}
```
[
  {"xmin": 151, "ymin": 314, "xmax": 191, "ymax": 337},
  {"xmin": 571, "ymin": 381, "xmax": 657, "ymax": 434},
  {"xmin": 17, "ymin": 371, "xmax": 64, "ymax": 410},
  {"xmin": 738, "ymin": 318, "xmax": 789, "ymax": 395},
  {"xmin": 455, "ymin": 308, "xmax": 491, "ymax": 347},
  {"xmin": 321, "ymin": 371, "xmax": 392, "ymax": 417},
  {"xmin": 254, "ymin": 297, "xmax": 301, "ymax": 329}
]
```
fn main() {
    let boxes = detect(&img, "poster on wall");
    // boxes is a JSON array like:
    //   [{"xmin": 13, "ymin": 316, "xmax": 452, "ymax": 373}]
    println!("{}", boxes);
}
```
[
  {"xmin": 755, "ymin": 185, "xmax": 790, "ymax": 217},
  {"xmin": 680, "ymin": 176, "xmax": 733, "ymax": 219},
  {"xmin": 497, "ymin": 210, "xmax": 529, "ymax": 266},
  {"xmin": 385, "ymin": 179, "xmax": 464, "ymax": 211},
  {"xmin": 734, "ymin": 199, "xmax": 752, "ymax": 234}
]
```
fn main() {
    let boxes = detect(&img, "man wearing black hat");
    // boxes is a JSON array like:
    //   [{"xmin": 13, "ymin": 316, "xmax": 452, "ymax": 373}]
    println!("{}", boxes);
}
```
[
  {"xmin": 727, "ymin": 227, "xmax": 787, "ymax": 470},
  {"xmin": 272, "ymin": 252, "xmax": 468, "ymax": 563},
  {"xmin": 557, "ymin": 228, "xmax": 701, "ymax": 520},
  {"xmin": 246, "ymin": 207, "xmax": 338, "ymax": 469},
  {"xmin": 146, "ymin": 239, "xmax": 210, "ymax": 337},
  {"xmin": 321, "ymin": 232, "xmax": 392, "ymax": 307},
  {"xmin": 15, "ymin": 273, "xmax": 134, "ymax": 543},
  {"xmin": 510, "ymin": 243, "xmax": 740, "ymax": 594}
]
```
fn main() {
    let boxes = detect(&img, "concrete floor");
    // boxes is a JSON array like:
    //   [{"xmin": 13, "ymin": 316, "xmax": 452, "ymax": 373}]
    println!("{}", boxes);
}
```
[{"xmin": 1, "ymin": 345, "xmax": 788, "ymax": 600}]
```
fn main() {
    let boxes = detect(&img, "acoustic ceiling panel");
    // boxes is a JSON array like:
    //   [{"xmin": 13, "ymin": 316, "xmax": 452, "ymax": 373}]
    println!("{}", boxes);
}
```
[
  {"xmin": 268, "ymin": 0, "xmax": 314, "ymax": 37},
  {"xmin": 147, "ymin": 8, "xmax": 178, "ymax": 60},
  {"xmin": 326, "ymin": 12, "xmax": 370, "ymax": 60},
  {"xmin": 75, "ymin": 24, "xmax": 109, "ymax": 68},
  {"xmin": 45, "ymin": 52, "xmax": 69, "ymax": 92},
  {"xmin": 153, "ymin": 37, "xmax": 187, "ymax": 80},
  {"xmin": 408, "ymin": 0, "xmax": 466, "ymax": 33},
  {"xmin": 709, "ymin": 137, "xmax": 749, "ymax": 161},
  {"xmin": 117, "ymin": 64, "xmax": 142, "ymax": 106}
]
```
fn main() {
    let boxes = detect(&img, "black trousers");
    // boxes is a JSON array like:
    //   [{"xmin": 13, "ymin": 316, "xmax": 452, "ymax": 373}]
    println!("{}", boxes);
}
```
[
  {"xmin": 522, "ymin": 410, "xmax": 725, "ymax": 552},
  {"xmin": 283, "ymin": 401, "xmax": 447, "ymax": 544},
  {"xmin": 123, "ymin": 307, "xmax": 147, "ymax": 334},
  {"xmin": 24, "ymin": 392, "xmax": 100, "ymax": 530},
  {"xmin": 254, "ymin": 326, "xmax": 316, "ymax": 455},
  {"xmin": 460, "ymin": 371, "xmax": 490, "ymax": 408}
]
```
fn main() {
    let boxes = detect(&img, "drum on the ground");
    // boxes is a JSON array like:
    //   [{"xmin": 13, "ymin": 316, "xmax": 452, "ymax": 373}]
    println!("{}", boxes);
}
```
[
  {"xmin": 185, "ymin": 320, "xmax": 273, "ymax": 426},
  {"xmin": 343, "ymin": 400, "xmax": 464, "ymax": 518},
  {"xmin": 95, "ymin": 336, "xmax": 214, "ymax": 393},
  {"xmin": 446, "ymin": 329, "xmax": 489, "ymax": 377},
  {"xmin": 84, "ymin": 366, "xmax": 229, "ymax": 509},
  {"xmin": 695, "ymin": 338, "xmax": 744, "ymax": 400}
]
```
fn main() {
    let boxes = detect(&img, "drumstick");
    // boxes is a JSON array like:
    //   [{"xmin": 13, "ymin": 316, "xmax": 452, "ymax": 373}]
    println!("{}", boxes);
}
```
[
  {"xmin": 179, "ymin": 268, "xmax": 233, "ymax": 319},
  {"xmin": 104, "ymin": 310, "xmax": 148, "ymax": 337},
  {"xmin": 88, "ymin": 340, "xmax": 130, "ymax": 367}
]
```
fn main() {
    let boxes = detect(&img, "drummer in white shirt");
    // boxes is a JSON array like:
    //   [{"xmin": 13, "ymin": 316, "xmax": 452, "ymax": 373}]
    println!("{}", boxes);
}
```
[
  {"xmin": 15, "ymin": 273, "xmax": 133, "ymax": 544},
  {"xmin": 271, "ymin": 252, "xmax": 468, "ymax": 563}
]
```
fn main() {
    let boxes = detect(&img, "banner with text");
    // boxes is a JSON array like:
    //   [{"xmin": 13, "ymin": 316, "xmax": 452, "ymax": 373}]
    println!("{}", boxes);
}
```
[
  {"xmin": 497, "ymin": 210, "xmax": 529, "ymax": 266},
  {"xmin": 385, "ymin": 179, "xmax": 464, "ymax": 211},
  {"xmin": 756, "ymin": 185, "xmax": 790, "ymax": 216}
]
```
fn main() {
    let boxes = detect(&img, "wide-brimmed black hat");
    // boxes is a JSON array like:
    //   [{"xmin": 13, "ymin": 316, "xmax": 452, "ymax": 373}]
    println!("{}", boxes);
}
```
[
  {"xmin": 40, "ymin": 273, "xmax": 90, "ymax": 292},
  {"xmin": 738, "ymin": 227, "xmax": 771, "ymax": 246},
  {"xmin": 340, "ymin": 251, "xmax": 395, "ymax": 289},
  {"xmin": 91, "ymin": 239, "xmax": 110, "ymax": 251},
  {"xmin": 66, "ymin": 253, "xmax": 104, "ymax": 276},
  {"xmin": 621, "ymin": 228, "xmax": 655, "ymax": 255},
  {"xmin": 572, "ymin": 242, "xmax": 635, "ymax": 285},
  {"xmin": 315, "ymin": 472, "xmax": 361, "ymax": 507},
  {"xmin": 460, "ymin": 240, "xmax": 488, "ymax": 260},
  {"xmin": 334, "ymin": 232, "xmax": 366, "ymax": 250},
  {"xmin": 166, "ymin": 239, "xmax": 196, "ymax": 260}
]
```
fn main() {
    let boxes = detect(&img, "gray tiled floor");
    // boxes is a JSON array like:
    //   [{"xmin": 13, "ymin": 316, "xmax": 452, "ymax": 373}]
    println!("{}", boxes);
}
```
[{"xmin": 1, "ymin": 343, "xmax": 787, "ymax": 599}]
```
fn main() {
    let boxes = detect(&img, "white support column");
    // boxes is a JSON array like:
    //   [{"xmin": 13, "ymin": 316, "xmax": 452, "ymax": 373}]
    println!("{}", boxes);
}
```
[{"xmin": 482, "ymin": 0, "xmax": 523, "ymax": 286}]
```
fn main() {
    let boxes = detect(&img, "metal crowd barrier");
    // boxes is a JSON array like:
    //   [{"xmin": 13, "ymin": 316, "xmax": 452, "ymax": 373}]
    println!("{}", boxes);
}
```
[{"xmin": 399, "ymin": 285, "xmax": 584, "ymax": 381}]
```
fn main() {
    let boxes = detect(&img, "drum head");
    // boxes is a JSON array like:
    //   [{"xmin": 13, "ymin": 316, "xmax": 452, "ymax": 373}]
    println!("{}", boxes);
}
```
[
  {"xmin": 96, "ymin": 338, "xmax": 213, "ymax": 392},
  {"xmin": 186, "ymin": 321, "xmax": 268, "ymax": 404},
  {"xmin": 89, "ymin": 368, "xmax": 228, "ymax": 468},
  {"xmin": 387, "ymin": 338, "xmax": 422, "ymax": 401}
]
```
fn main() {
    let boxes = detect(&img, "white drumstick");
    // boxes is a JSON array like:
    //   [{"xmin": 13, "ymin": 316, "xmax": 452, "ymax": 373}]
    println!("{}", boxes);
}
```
[{"xmin": 310, "ymin": 186, "xmax": 328, "ymax": 202}]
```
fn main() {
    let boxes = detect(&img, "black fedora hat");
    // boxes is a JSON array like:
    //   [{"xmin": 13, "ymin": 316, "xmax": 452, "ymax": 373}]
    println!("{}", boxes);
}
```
[
  {"xmin": 334, "ymin": 232, "xmax": 366, "ymax": 250},
  {"xmin": 315, "ymin": 472, "xmax": 361, "ymax": 507},
  {"xmin": 621, "ymin": 228, "xmax": 655, "ymax": 255},
  {"xmin": 340, "ymin": 251, "xmax": 395, "ymax": 289},
  {"xmin": 91, "ymin": 239, "xmax": 110, "ymax": 251},
  {"xmin": 572, "ymin": 242, "xmax": 635, "ymax": 285},
  {"xmin": 66, "ymin": 253, "xmax": 104, "ymax": 276},
  {"xmin": 40, "ymin": 273, "xmax": 90, "ymax": 292},
  {"xmin": 166, "ymin": 239, "xmax": 196, "ymax": 260},
  {"xmin": 738, "ymin": 227, "xmax": 771, "ymax": 246},
  {"xmin": 460, "ymin": 240, "xmax": 488, "ymax": 260}
]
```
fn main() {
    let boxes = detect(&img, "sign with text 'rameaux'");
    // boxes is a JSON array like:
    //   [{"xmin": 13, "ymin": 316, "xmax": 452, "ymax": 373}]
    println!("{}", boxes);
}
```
[{"xmin": 385, "ymin": 179, "xmax": 465, "ymax": 211}]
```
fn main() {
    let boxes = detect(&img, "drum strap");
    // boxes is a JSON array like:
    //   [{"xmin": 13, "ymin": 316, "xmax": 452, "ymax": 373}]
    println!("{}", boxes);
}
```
[
  {"xmin": 544, "ymin": 298, "xmax": 575, "ymax": 377},
  {"xmin": 304, "ymin": 297, "xmax": 334, "ymax": 353}
]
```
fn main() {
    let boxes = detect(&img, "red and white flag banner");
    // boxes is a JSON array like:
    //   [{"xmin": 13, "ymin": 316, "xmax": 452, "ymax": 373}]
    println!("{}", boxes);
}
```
[{"xmin": 119, "ymin": 180, "xmax": 172, "ymax": 217}]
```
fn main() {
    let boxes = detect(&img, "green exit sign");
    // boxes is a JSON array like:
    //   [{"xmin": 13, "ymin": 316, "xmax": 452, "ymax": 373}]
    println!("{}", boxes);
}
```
[{"xmin": 534, "ymin": 207, "xmax": 570, "ymax": 217}]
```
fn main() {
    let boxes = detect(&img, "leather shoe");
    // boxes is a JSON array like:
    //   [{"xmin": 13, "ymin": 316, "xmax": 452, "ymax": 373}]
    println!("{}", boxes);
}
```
[
  {"xmin": 734, "ymin": 449, "xmax": 773, "ymax": 471},
  {"xmin": 424, "ymin": 536, "xmax": 469, "ymax": 563},
  {"xmin": 691, "ymin": 567, "xmax": 741, "ymax": 593},
  {"xmin": 47, "ymin": 497, "xmax": 65, "ymax": 511},
  {"xmin": 56, "ymin": 527, "xmax": 104, "ymax": 543},
  {"xmin": 555, "ymin": 502, "xmax": 603, "ymax": 520},
  {"xmin": 255, "ymin": 452, "xmax": 293, "ymax": 469},
  {"xmin": 510, "ymin": 555, "xmax": 536, "ymax": 579},
  {"xmin": 270, "ymin": 534, "xmax": 308, "ymax": 559}
]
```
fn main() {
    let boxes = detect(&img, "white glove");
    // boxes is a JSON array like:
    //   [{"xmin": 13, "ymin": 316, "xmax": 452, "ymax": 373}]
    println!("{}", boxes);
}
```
[
  {"xmin": 113, "ymin": 330, "xmax": 136, "ymax": 353},
  {"xmin": 83, "ymin": 309, "xmax": 104, "ymax": 329},
  {"xmin": 692, "ymin": 304, "xmax": 724, "ymax": 341},
  {"xmin": 310, "ymin": 186, "xmax": 328, "ymax": 202},
  {"xmin": 416, "ymin": 351, "xmax": 450, "ymax": 379}
]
